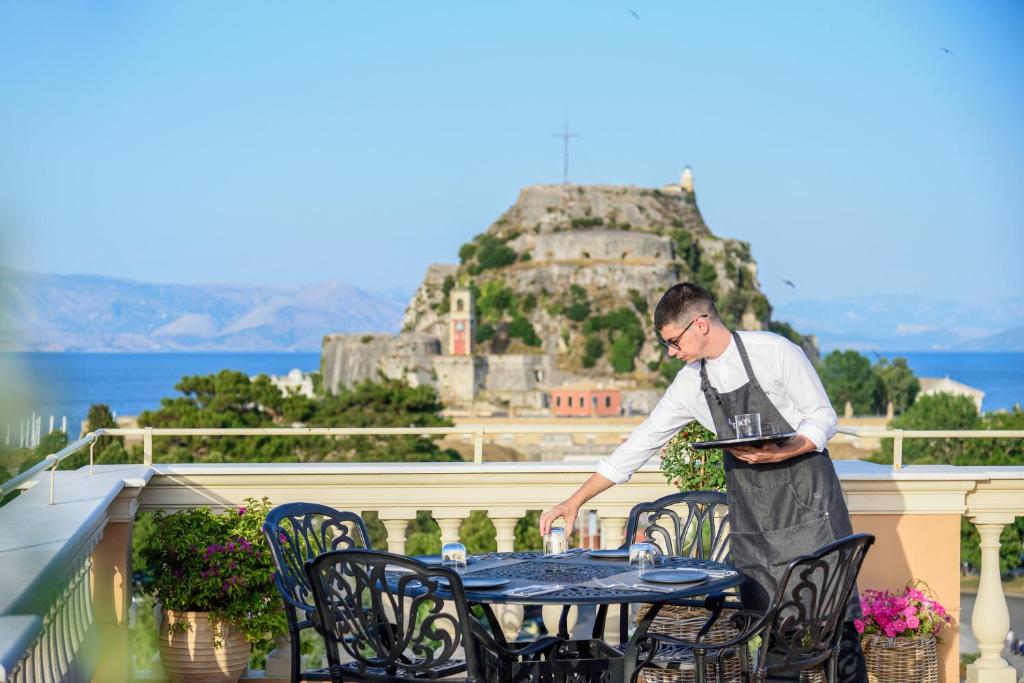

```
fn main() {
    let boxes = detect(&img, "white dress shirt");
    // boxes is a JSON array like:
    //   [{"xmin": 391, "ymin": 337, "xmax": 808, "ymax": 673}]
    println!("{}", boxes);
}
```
[{"xmin": 597, "ymin": 331, "xmax": 837, "ymax": 484}]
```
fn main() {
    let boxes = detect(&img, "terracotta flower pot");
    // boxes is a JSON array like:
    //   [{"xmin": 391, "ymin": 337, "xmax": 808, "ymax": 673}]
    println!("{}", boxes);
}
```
[{"xmin": 158, "ymin": 609, "xmax": 250, "ymax": 683}]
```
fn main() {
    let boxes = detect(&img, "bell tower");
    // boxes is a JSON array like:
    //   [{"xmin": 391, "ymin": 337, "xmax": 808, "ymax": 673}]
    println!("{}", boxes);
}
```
[{"xmin": 448, "ymin": 288, "xmax": 475, "ymax": 356}]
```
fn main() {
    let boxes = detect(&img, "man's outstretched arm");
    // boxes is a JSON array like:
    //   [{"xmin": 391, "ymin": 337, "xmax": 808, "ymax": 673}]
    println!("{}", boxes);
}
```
[{"xmin": 539, "ymin": 472, "xmax": 616, "ymax": 536}]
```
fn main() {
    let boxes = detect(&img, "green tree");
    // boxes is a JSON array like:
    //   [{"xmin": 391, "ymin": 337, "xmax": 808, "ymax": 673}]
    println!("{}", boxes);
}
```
[
  {"xmin": 881, "ymin": 394, "xmax": 980, "ymax": 465},
  {"xmin": 477, "ymin": 281, "xmax": 514, "ymax": 323},
  {"xmin": 582, "ymin": 335, "xmax": 604, "ymax": 368},
  {"xmin": 86, "ymin": 402, "xmax": 122, "ymax": 453},
  {"xmin": 515, "ymin": 511, "xmax": 543, "ymax": 551},
  {"xmin": 818, "ymin": 350, "xmax": 883, "ymax": 415},
  {"xmin": 767, "ymin": 321, "xmax": 805, "ymax": 348},
  {"xmin": 311, "ymin": 378, "xmax": 461, "ymax": 463},
  {"xmin": 475, "ymin": 323, "xmax": 495, "ymax": 344},
  {"xmin": 471, "ymin": 235, "xmax": 517, "ymax": 273},
  {"xmin": 873, "ymin": 358, "xmax": 920, "ymax": 414},
  {"xmin": 609, "ymin": 335, "xmax": 638, "ymax": 373},
  {"xmin": 137, "ymin": 371, "xmax": 459, "ymax": 464},
  {"xmin": 508, "ymin": 316, "xmax": 541, "ymax": 347},
  {"xmin": 880, "ymin": 400, "xmax": 1022, "ymax": 574}
]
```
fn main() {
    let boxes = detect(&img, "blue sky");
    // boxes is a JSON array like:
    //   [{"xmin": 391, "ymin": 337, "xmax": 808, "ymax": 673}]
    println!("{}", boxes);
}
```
[{"xmin": 1, "ymin": 1, "xmax": 1021, "ymax": 307}]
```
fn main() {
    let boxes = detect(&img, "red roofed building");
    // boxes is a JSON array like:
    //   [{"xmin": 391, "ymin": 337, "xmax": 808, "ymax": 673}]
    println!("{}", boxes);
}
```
[{"xmin": 549, "ymin": 384, "xmax": 622, "ymax": 418}]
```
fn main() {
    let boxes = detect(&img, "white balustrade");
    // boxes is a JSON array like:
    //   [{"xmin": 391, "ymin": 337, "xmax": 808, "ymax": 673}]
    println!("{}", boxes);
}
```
[{"xmin": 966, "ymin": 514, "xmax": 1018, "ymax": 683}]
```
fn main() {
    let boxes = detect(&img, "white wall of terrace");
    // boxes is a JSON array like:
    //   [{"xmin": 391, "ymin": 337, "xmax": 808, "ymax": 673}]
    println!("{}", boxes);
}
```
[{"xmin": 2, "ymin": 459, "xmax": 1023, "ymax": 683}]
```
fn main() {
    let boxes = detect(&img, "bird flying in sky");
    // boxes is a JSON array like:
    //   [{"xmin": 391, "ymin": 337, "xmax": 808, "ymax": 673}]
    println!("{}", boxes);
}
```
[
  {"xmin": 628, "ymin": 8, "xmax": 640, "ymax": 20},
  {"xmin": 783, "ymin": 279, "xmax": 796, "ymax": 289},
  {"xmin": 940, "ymin": 47, "xmax": 954, "ymax": 55}
]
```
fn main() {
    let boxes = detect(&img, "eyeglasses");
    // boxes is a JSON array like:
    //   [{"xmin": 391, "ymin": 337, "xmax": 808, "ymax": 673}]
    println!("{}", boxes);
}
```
[{"xmin": 659, "ymin": 314, "xmax": 708, "ymax": 353}]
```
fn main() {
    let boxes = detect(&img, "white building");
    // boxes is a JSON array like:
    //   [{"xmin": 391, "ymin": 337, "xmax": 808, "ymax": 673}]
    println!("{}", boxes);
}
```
[
  {"xmin": 918, "ymin": 376, "xmax": 985, "ymax": 413},
  {"xmin": 261, "ymin": 368, "xmax": 316, "ymax": 398}
]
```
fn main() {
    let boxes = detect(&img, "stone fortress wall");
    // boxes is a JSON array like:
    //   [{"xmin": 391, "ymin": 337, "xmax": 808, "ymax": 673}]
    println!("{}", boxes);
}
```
[{"xmin": 508, "ymin": 230, "xmax": 675, "ymax": 263}]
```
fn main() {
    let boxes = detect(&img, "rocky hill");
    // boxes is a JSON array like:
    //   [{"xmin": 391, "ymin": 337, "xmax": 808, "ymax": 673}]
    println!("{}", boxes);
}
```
[{"xmin": 401, "ymin": 173, "xmax": 799, "ymax": 386}]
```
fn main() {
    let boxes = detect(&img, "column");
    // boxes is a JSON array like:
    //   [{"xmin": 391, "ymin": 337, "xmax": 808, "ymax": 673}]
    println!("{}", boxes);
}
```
[
  {"xmin": 600, "ymin": 516, "xmax": 628, "ymax": 550},
  {"xmin": 491, "ymin": 514, "xmax": 523, "ymax": 553},
  {"xmin": 379, "ymin": 509, "xmax": 417, "ymax": 556},
  {"xmin": 966, "ymin": 514, "xmax": 1016, "ymax": 683},
  {"xmin": 431, "ymin": 509, "xmax": 468, "ymax": 546},
  {"xmin": 90, "ymin": 518, "xmax": 134, "ymax": 680},
  {"xmin": 262, "ymin": 634, "xmax": 292, "ymax": 680}
]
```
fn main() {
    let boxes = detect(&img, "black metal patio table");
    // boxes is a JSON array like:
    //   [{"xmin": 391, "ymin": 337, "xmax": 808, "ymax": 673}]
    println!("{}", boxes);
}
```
[{"xmin": 401, "ymin": 550, "xmax": 745, "ymax": 682}]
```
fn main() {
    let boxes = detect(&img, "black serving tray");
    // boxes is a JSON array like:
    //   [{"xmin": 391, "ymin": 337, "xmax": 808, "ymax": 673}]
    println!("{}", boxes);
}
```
[{"xmin": 689, "ymin": 431, "xmax": 797, "ymax": 451}]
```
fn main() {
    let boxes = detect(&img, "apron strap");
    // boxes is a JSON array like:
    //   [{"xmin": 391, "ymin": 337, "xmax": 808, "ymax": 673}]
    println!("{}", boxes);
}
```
[
  {"xmin": 699, "ymin": 360, "xmax": 723, "ymax": 405},
  {"xmin": 731, "ymin": 332, "xmax": 763, "ymax": 391}
]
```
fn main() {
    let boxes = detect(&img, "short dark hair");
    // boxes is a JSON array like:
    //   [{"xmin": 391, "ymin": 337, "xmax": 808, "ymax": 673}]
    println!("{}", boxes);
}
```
[{"xmin": 654, "ymin": 283, "xmax": 720, "ymax": 331}]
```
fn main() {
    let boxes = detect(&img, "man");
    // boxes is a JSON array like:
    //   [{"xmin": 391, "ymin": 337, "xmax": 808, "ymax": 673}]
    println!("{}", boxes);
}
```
[{"xmin": 540, "ymin": 282, "xmax": 867, "ymax": 682}]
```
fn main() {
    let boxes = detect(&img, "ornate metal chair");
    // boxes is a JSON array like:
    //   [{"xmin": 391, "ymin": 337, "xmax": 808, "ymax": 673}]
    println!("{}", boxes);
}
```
[
  {"xmin": 262, "ymin": 502, "xmax": 373, "ymax": 682},
  {"xmin": 615, "ymin": 491, "xmax": 734, "ymax": 647},
  {"xmin": 624, "ymin": 491, "xmax": 731, "ymax": 562},
  {"xmin": 631, "ymin": 533, "xmax": 876, "ymax": 683},
  {"xmin": 303, "ymin": 549, "xmax": 566, "ymax": 682}
]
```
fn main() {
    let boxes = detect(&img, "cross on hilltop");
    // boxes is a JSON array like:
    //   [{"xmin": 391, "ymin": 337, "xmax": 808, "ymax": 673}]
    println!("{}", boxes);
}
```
[{"xmin": 552, "ymin": 121, "xmax": 580, "ymax": 185}]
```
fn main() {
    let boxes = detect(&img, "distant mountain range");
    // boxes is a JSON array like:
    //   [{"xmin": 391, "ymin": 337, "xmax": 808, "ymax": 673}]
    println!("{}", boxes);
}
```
[
  {"xmin": 773, "ymin": 295, "xmax": 1024, "ymax": 352},
  {"xmin": 2, "ymin": 269, "xmax": 1021, "ymax": 354},
  {"xmin": 0, "ymin": 269, "xmax": 410, "ymax": 352}
]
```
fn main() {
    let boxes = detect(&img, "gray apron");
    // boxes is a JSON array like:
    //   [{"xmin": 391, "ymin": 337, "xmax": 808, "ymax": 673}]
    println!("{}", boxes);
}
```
[{"xmin": 700, "ymin": 333, "xmax": 858, "ymax": 618}]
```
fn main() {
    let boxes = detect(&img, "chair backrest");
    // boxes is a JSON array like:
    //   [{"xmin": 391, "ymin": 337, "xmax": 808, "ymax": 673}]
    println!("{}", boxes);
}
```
[
  {"xmin": 262, "ymin": 502, "xmax": 372, "ymax": 616},
  {"xmin": 624, "ymin": 490, "xmax": 730, "ymax": 562},
  {"xmin": 304, "ymin": 549, "xmax": 479, "ymax": 681},
  {"xmin": 756, "ymin": 533, "xmax": 875, "ymax": 677}
]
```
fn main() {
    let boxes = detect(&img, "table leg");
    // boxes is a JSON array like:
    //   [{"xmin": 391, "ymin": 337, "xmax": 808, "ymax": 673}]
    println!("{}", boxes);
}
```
[
  {"xmin": 592, "ymin": 604, "xmax": 609, "ymax": 639},
  {"xmin": 477, "ymin": 603, "xmax": 509, "ymax": 648}
]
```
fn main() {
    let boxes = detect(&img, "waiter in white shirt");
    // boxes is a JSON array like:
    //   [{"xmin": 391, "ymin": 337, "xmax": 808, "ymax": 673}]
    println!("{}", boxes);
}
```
[{"xmin": 540, "ymin": 282, "xmax": 866, "ymax": 682}]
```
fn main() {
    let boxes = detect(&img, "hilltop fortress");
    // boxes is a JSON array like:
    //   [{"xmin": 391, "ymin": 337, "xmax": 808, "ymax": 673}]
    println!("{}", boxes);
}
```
[{"xmin": 322, "ymin": 170, "xmax": 813, "ymax": 415}]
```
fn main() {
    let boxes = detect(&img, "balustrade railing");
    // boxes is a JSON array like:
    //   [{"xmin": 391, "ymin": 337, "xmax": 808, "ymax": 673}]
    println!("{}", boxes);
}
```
[{"xmin": 1, "ymin": 426, "xmax": 1022, "ymax": 682}]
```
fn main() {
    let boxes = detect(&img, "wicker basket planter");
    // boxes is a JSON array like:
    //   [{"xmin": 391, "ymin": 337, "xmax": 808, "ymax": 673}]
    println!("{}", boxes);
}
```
[
  {"xmin": 862, "ymin": 633, "xmax": 939, "ymax": 683},
  {"xmin": 635, "ymin": 604, "xmax": 743, "ymax": 683}
]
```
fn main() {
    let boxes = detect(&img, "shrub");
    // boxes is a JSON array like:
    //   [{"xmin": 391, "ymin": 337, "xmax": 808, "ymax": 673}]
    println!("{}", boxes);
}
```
[
  {"xmin": 472, "ymin": 235, "xmax": 517, "ymax": 273},
  {"xmin": 475, "ymin": 323, "xmax": 495, "ymax": 344},
  {"xmin": 138, "ymin": 497, "xmax": 286, "ymax": 648},
  {"xmin": 565, "ymin": 301, "xmax": 591, "ymax": 322},
  {"xmin": 659, "ymin": 422, "xmax": 724, "ymax": 491},
  {"xmin": 609, "ymin": 335, "xmax": 637, "ymax": 373},
  {"xmin": 508, "ymin": 316, "xmax": 541, "ymax": 347},
  {"xmin": 582, "ymin": 335, "xmax": 604, "ymax": 368}
]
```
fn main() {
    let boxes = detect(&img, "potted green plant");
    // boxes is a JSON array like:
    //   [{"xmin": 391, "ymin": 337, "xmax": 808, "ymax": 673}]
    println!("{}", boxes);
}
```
[
  {"xmin": 659, "ymin": 421, "xmax": 725, "ymax": 492},
  {"xmin": 139, "ymin": 497, "xmax": 286, "ymax": 683}
]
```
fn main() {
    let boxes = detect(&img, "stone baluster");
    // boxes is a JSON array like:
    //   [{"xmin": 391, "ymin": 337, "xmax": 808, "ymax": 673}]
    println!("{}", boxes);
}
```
[
  {"xmin": 600, "ymin": 514, "xmax": 631, "ymax": 645},
  {"xmin": 966, "ymin": 514, "xmax": 1017, "ymax": 683},
  {"xmin": 379, "ymin": 509, "xmax": 416, "ymax": 555},
  {"xmin": 600, "ymin": 516, "xmax": 628, "ymax": 550},
  {"xmin": 491, "ymin": 514, "xmax": 522, "ymax": 553},
  {"xmin": 491, "ymin": 512, "xmax": 526, "ymax": 640},
  {"xmin": 432, "ymin": 508, "xmax": 469, "ymax": 546},
  {"xmin": 263, "ymin": 634, "xmax": 292, "ymax": 679}
]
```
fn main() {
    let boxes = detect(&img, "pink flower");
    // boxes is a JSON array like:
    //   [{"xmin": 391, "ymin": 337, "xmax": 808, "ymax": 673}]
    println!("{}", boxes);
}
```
[
  {"xmin": 884, "ymin": 624, "xmax": 898, "ymax": 638},
  {"xmin": 238, "ymin": 506, "xmax": 247, "ymax": 515},
  {"xmin": 903, "ymin": 606, "xmax": 916, "ymax": 618},
  {"xmin": 906, "ymin": 615, "xmax": 920, "ymax": 629},
  {"xmin": 854, "ymin": 619, "xmax": 865, "ymax": 634}
]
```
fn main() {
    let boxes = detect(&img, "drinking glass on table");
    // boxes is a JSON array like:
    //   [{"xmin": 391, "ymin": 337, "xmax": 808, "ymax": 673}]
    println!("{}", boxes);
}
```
[
  {"xmin": 733, "ymin": 412, "xmax": 762, "ymax": 439},
  {"xmin": 441, "ymin": 542, "xmax": 467, "ymax": 571},
  {"xmin": 629, "ymin": 542, "xmax": 659, "ymax": 574},
  {"xmin": 543, "ymin": 527, "xmax": 568, "ymax": 555}
]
